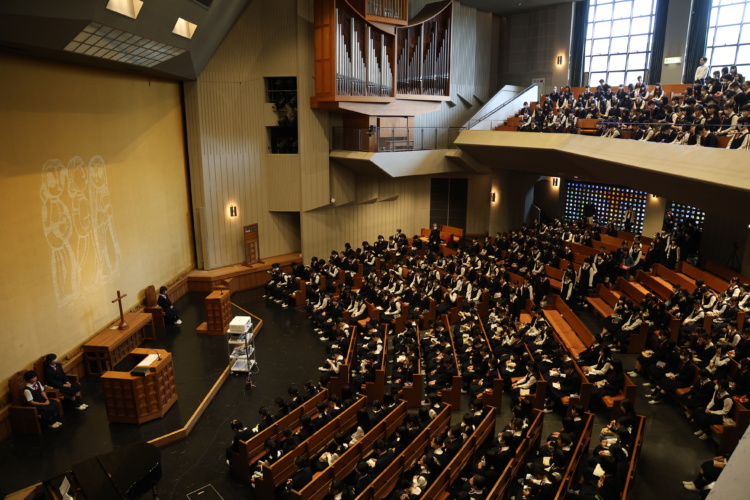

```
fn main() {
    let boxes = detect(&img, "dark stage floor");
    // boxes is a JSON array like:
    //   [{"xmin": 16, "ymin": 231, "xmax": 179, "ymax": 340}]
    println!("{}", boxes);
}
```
[{"xmin": 0, "ymin": 291, "xmax": 718, "ymax": 499}]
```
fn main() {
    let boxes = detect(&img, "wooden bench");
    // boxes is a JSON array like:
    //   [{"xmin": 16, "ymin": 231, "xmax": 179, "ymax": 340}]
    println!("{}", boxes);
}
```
[
  {"xmin": 545, "ymin": 265, "xmax": 564, "ymax": 291},
  {"xmin": 542, "ymin": 296, "xmax": 593, "ymax": 357},
  {"xmin": 254, "ymin": 397, "xmax": 368, "ymax": 499},
  {"xmin": 576, "ymin": 118, "xmax": 601, "ymax": 134},
  {"xmin": 515, "ymin": 343, "xmax": 548, "ymax": 410},
  {"xmin": 436, "ymin": 315, "xmax": 464, "ymax": 410},
  {"xmin": 598, "ymin": 233, "xmax": 650, "ymax": 256},
  {"xmin": 486, "ymin": 409, "xmax": 544, "ymax": 500},
  {"xmin": 398, "ymin": 325, "xmax": 425, "ymax": 409},
  {"xmin": 635, "ymin": 270, "xmax": 672, "ymax": 300},
  {"xmin": 230, "ymin": 389, "xmax": 330, "ymax": 483},
  {"xmin": 710, "ymin": 400, "xmax": 750, "ymax": 454},
  {"xmin": 614, "ymin": 277, "xmax": 651, "ymax": 353},
  {"xmin": 355, "ymin": 403, "xmax": 452, "ymax": 499},
  {"xmin": 364, "ymin": 327, "xmax": 388, "ymax": 403},
  {"xmin": 328, "ymin": 327, "xmax": 357, "ymax": 398},
  {"xmin": 586, "ymin": 283, "xmax": 618, "ymax": 319},
  {"xmin": 621, "ymin": 415, "xmax": 647, "ymax": 500},
  {"xmin": 681, "ymin": 261, "xmax": 728, "ymax": 295},
  {"xmin": 519, "ymin": 299, "xmax": 535, "ymax": 325},
  {"xmin": 652, "ymin": 263, "xmax": 696, "ymax": 293},
  {"xmin": 601, "ymin": 374, "xmax": 637, "ymax": 419},
  {"xmin": 477, "ymin": 319, "xmax": 505, "ymax": 410},
  {"xmin": 7, "ymin": 370, "xmax": 65, "ymax": 435},
  {"xmin": 554, "ymin": 413, "xmax": 594, "ymax": 500},
  {"xmin": 553, "ymin": 412, "xmax": 595, "ymax": 500},
  {"xmin": 420, "ymin": 407, "xmax": 497, "ymax": 499},
  {"xmin": 704, "ymin": 260, "xmax": 750, "ymax": 285},
  {"xmin": 290, "ymin": 401, "xmax": 408, "ymax": 500}
]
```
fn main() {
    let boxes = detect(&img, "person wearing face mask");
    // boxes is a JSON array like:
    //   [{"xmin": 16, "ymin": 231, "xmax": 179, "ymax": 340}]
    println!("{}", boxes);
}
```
[
  {"xmin": 693, "ymin": 379, "xmax": 733, "ymax": 440},
  {"xmin": 646, "ymin": 347, "xmax": 696, "ymax": 404}
]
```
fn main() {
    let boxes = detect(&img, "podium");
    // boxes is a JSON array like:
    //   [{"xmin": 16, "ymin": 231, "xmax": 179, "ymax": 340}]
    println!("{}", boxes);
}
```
[
  {"xmin": 100, "ymin": 348, "xmax": 177, "ymax": 424},
  {"xmin": 196, "ymin": 289, "xmax": 232, "ymax": 335}
]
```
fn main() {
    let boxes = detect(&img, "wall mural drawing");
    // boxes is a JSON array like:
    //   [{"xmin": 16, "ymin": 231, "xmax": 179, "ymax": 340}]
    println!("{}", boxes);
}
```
[{"xmin": 40, "ymin": 156, "xmax": 121, "ymax": 307}]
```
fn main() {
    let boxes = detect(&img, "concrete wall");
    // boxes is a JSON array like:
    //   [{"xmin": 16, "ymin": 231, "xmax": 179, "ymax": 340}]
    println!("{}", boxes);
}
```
[{"xmin": 497, "ymin": 2, "xmax": 574, "ymax": 92}]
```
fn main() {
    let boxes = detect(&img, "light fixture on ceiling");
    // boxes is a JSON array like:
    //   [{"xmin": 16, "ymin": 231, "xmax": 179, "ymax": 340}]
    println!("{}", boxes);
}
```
[
  {"xmin": 63, "ymin": 22, "xmax": 186, "ymax": 68},
  {"xmin": 173, "ymin": 18, "xmax": 198, "ymax": 39},
  {"xmin": 106, "ymin": 0, "xmax": 144, "ymax": 20}
]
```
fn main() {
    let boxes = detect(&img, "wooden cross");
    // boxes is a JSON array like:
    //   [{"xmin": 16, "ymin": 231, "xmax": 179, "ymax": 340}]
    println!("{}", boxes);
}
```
[{"xmin": 112, "ymin": 290, "xmax": 128, "ymax": 330}]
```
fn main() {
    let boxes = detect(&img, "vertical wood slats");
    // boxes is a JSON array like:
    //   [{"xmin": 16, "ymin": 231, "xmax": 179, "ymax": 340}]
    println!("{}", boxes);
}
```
[{"xmin": 184, "ymin": 0, "xmax": 495, "ymax": 269}]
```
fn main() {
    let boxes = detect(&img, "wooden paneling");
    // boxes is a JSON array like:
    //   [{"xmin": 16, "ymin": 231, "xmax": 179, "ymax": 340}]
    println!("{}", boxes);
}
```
[{"xmin": 185, "ymin": 0, "xmax": 312, "ymax": 269}]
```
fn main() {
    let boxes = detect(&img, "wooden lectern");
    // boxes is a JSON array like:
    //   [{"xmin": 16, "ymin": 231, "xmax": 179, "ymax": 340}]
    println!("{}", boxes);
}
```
[
  {"xmin": 196, "ymin": 289, "xmax": 232, "ymax": 335},
  {"xmin": 243, "ymin": 223, "xmax": 262, "ymax": 266},
  {"xmin": 100, "ymin": 348, "xmax": 177, "ymax": 424}
]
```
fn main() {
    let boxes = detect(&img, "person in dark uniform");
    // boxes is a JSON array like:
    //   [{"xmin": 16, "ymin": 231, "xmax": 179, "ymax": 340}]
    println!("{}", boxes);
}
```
[
  {"xmin": 226, "ymin": 419, "xmax": 254, "ymax": 464},
  {"xmin": 43, "ymin": 354, "xmax": 87, "ymax": 410},
  {"xmin": 158, "ymin": 286, "xmax": 182, "ymax": 325},
  {"xmin": 428, "ymin": 223, "xmax": 442, "ymax": 252},
  {"xmin": 23, "ymin": 370, "xmax": 63, "ymax": 429},
  {"xmin": 623, "ymin": 206, "xmax": 634, "ymax": 233}
]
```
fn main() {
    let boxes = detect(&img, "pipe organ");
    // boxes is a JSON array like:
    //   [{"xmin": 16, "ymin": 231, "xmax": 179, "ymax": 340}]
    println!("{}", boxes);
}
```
[{"xmin": 313, "ymin": 0, "xmax": 452, "ymax": 112}]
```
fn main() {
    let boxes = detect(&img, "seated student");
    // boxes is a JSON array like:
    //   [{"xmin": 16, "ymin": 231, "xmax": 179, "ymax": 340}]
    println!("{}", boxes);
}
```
[
  {"xmin": 23, "ymin": 370, "xmax": 63, "ymax": 429},
  {"xmin": 252, "ymin": 406, "xmax": 276, "ymax": 435},
  {"xmin": 157, "ymin": 286, "xmax": 182, "ymax": 325},
  {"xmin": 590, "ymin": 360, "xmax": 625, "ymax": 409},
  {"xmin": 284, "ymin": 456, "xmax": 313, "ymax": 496},
  {"xmin": 683, "ymin": 453, "xmax": 730, "ymax": 492},
  {"xmin": 677, "ymin": 369, "xmax": 715, "ymax": 416},
  {"xmin": 646, "ymin": 347, "xmax": 696, "ymax": 404},
  {"xmin": 693, "ymin": 379, "xmax": 733, "ymax": 440},
  {"xmin": 42, "ymin": 353, "xmax": 87, "ymax": 410}
]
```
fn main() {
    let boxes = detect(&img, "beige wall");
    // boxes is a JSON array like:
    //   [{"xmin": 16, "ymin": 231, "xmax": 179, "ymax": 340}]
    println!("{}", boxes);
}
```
[
  {"xmin": 185, "ymin": 0, "xmax": 328, "ymax": 269},
  {"xmin": 498, "ymin": 2, "xmax": 573, "ymax": 92},
  {"xmin": 0, "ymin": 54, "xmax": 194, "ymax": 402},
  {"xmin": 185, "ymin": 0, "xmax": 496, "ymax": 268}
]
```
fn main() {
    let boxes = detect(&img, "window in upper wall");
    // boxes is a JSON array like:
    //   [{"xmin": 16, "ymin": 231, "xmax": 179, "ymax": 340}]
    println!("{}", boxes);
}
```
[
  {"xmin": 706, "ymin": 0, "xmax": 750, "ymax": 77},
  {"xmin": 584, "ymin": 0, "xmax": 658, "ymax": 87}
]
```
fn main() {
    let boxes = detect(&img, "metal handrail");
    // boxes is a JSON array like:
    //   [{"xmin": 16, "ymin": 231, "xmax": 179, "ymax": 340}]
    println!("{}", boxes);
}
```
[
  {"xmin": 467, "ymin": 83, "xmax": 539, "ymax": 129},
  {"xmin": 331, "ymin": 126, "xmax": 466, "ymax": 152}
]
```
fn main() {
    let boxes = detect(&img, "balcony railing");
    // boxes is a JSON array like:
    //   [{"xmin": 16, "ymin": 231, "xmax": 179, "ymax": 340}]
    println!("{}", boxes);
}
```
[{"xmin": 331, "ymin": 126, "xmax": 465, "ymax": 152}]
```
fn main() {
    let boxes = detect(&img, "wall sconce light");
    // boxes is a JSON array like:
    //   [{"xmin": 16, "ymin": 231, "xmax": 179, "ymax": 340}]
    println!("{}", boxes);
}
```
[
  {"xmin": 556, "ymin": 55, "xmax": 564, "ymax": 66},
  {"xmin": 229, "ymin": 205, "xmax": 237, "ymax": 217},
  {"xmin": 652, "ymin": 194, "xmax": 658, "ymax": 199},
  {"xmin": 552, "ymin": 177, "xmax": 560, "ymax": 187},
  {"xmin": 491, "ymin": 192, "xmax": 496, "ymax": 202}
]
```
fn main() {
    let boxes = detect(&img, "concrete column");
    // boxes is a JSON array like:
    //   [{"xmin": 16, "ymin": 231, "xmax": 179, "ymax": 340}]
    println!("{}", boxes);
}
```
[{"xmin": 643, "ymin": 195, "xmax": 667, "ymax": 238}]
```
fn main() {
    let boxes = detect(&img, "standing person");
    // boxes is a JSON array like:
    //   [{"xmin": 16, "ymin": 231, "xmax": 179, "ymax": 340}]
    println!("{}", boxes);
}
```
[
  {"xmin": 623, "ymin": 206, "xmax": 634, "ymax": 233},
  {"xmin": 23, "ymin": 370, "xmax": 63, "ymax": 429},
  {"xmin": 428, "ymin": 223, "xmax": 442, "ymax": 252},
  {"xmin": 43, "ymin": 354, "xmax": 87, "ymax": 410},
  {"xmin": 695, "ymin": 57, "xmax": 709, "ymax": 83},
  {"xmin": 158, "ymin": 286, "xmax": 182, "ymax": 325}
]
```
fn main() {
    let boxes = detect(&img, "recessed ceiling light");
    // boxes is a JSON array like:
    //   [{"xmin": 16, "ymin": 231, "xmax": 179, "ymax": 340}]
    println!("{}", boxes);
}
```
[
  {"xmin": 172, "ymin": 18, "xmax": 198, "ymax": 39},
  {"xmin": 106, "ymin": 0, "xmax": 144, "ymax": 20}
]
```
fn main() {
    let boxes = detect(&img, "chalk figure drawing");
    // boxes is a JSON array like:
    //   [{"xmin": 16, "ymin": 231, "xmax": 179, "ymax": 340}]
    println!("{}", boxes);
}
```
[{"xmin": 40, "ymin": 156, "xmax": 121, "ymax": 307}]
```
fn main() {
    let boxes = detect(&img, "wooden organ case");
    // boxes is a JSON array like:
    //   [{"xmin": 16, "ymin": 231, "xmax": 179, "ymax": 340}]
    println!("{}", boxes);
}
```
[{"xmin": 312, "ymin": 0, "xmax": 453, "ymax": 116}]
